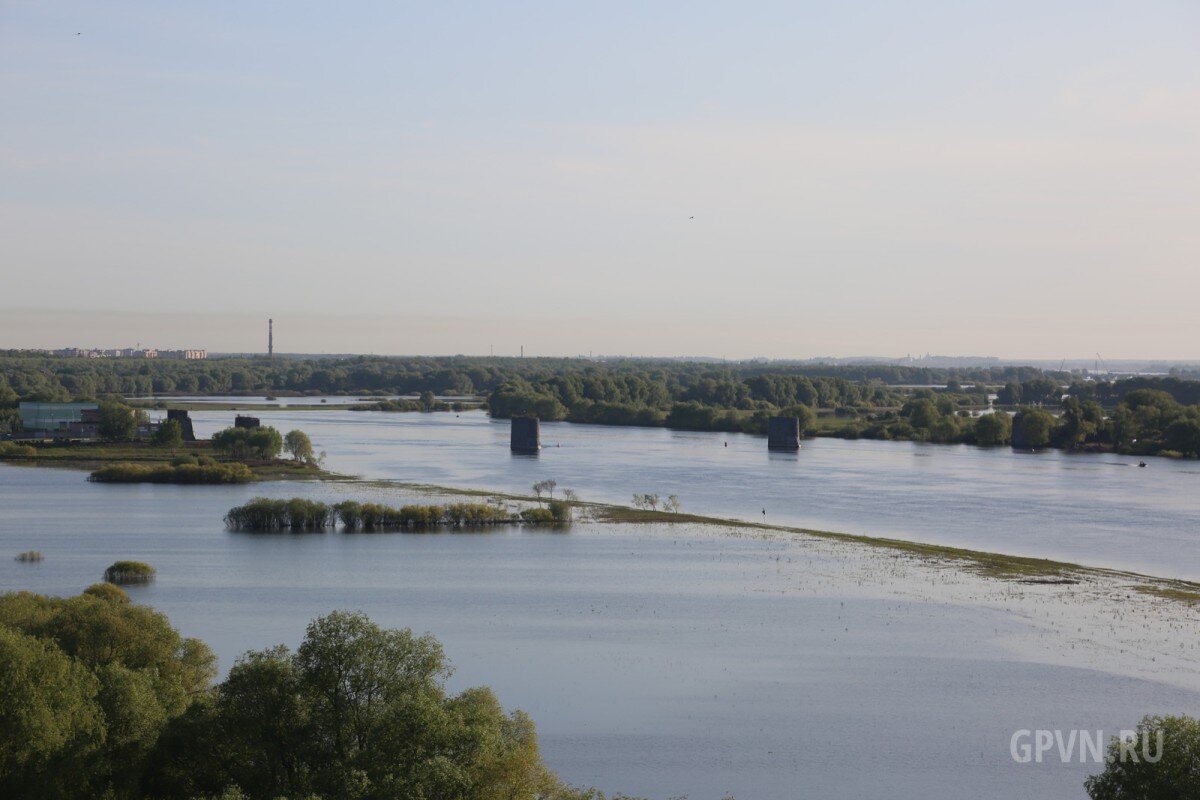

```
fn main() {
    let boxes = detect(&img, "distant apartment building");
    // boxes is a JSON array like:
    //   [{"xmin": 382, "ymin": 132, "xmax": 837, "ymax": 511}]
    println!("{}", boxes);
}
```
[{"xmin": 49, "ymin": 347, "xmax": 206, "ymax": 359}]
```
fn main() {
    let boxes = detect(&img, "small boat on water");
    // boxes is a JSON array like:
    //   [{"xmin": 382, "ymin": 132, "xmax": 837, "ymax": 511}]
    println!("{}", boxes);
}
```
[{"xmin": 1138, "ymin": 461, "xmax": 1147, "ymax": 468}]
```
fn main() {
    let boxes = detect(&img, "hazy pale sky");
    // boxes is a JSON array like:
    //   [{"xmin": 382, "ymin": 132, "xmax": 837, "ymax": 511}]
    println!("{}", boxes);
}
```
[{"xmin": 2, "ymin": 1, "xmax": 1198, "ymax": 358}]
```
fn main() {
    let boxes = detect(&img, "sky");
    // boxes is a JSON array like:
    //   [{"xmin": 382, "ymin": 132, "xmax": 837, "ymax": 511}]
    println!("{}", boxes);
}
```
[{"xmin": 2, "ymin": 1, "xmax": 1198, "ymax": 359}]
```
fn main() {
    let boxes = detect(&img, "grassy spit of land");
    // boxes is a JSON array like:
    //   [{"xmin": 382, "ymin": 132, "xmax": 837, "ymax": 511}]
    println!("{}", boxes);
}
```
[{"xmin": 342, "ymin": 477, "xmax": 1200, "ymax": 605}]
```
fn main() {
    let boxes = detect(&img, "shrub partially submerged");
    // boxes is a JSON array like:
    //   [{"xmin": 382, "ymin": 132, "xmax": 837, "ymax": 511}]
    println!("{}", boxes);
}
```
[
  {"xmin": 14, "ymin": 550, "xmax": 43, "ymax": 563},
  {"xmin": 103, "ymin": 560, "xmax": 156, "ymax": 585},
  {"xmin": 89, "ymin": 462, "xmax": 254, "ymax": 484},
  {"xmin": 225, "ymin": 498, "xmax": 572, "ymax": 532},
  {"xmin": 335, "ymin": 500, "xmax": 518, "ymax": 530},
  {"xmin": 224, "ymin": 497, "xmax": 333, "ymax": 532}
]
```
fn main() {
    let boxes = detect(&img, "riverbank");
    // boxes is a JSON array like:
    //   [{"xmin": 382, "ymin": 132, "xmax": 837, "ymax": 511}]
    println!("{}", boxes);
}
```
[{"xmin": 0, "ymin": 441, "xmax": 331, "ymax": 480}]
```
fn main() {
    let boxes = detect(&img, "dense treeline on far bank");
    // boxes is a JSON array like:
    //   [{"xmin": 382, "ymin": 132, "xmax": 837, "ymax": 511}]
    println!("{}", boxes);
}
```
[{"xmin": 3, "ymin": 354, "xmax": 1200, "ymax": 458}]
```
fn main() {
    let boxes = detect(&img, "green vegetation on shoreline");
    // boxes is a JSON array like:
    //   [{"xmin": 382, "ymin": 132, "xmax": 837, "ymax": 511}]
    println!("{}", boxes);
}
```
[{"xmin": 5, "ymin": 355, "xmax": 1200, "ymax": 457}]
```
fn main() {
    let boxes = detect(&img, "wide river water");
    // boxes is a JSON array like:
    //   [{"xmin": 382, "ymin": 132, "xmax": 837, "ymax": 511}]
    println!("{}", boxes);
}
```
[
  {"xmin": 2, "ymin": 407, "xmax": 1198, "ymax": 799},
  {"xmin": 187, "ymin": 407, "xmax": 1200, "ymax": 580}
]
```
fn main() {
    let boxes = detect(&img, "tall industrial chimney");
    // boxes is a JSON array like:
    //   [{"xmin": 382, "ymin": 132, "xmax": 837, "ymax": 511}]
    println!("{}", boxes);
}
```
[{"xmin": 268, "ymin": 319, "xmax": 274, "ymax": 358}]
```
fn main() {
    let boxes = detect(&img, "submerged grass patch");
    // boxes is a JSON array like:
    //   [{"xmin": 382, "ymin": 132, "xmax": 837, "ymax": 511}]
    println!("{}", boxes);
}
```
[
  {"xmin": 14, "ymin": 550, "xmax": 43, "ymax": 563},
  {"xmin": 1134, "ymin": 584, "xmax": 1200, "ymax": 606}
]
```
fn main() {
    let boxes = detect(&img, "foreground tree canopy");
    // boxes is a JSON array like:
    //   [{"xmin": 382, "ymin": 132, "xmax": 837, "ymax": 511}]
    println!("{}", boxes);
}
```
[
  {"xmin": 0, "ymin": 594, "xmax": 593, "ymax": 800},
  {"xmin": 1085, "ymin": 715, "xmax": 1200, "ymax": 800}
]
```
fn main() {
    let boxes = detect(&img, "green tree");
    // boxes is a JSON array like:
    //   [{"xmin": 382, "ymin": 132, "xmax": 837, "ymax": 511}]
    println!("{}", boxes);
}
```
[
  {"xmin": 1014, "ymin": 407, "xmax": 1056, "ymax": 449},
  {"xmin": 901, "ymin": 398, "xmax": 941, "ymax": 431},
  {"xmin": 1164, "ymin": 417, "xmax": 1200, "ymax": 457},
  {"xmin": 97, "ymin": 401, "xmax": 138, "ymax": 441},
  {"xmin": 152, "ymin": 610, "xmax": 564, "ymax": 800},
  {"xmin": 1085, "ymin": 714, "xmax": 1200, "ymax": 800},
  {"xmin": 0, "ymin": 626, "xmax": 104, "ymax": 797},
  {"xmin": 997, "ymin": 382, "xmax": 1023, "ymax": 405},
  {"xmin": 154, "ymin": 419, "xmax": 184, "ymax": 448},
  {"xmin": 0, "ymin": 590, "xmax": 217, "ymax": 799},
  {"xmin": 211, "ymin": 427, "xmax": 284, "ymax": 461},
  {"xmin": 283, "ymin": 430, "xmax": 314, "ymax": 463},
  {"xmin": 972, "ymin": 412, "xmax": 1012, "ymax": 446}
]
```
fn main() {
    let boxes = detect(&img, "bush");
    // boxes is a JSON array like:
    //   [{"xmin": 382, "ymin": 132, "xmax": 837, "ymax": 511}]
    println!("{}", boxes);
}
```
[
  {"xmin": 546, "ymin": 500, "xmax": 573, "ymax": 523},
  {"xmin": 89, "ymin": 462, "xmax": 255, "ymax": 484},
  {"xmin": 82, "ymin": 583, "xmax": 130, "ymax": 603},
  {"xmin": 14, "ymin": 550, "xmax": 43, "ymax": 563},
  {"xmin": 519, "ymin": 507, "xmax": 555, "ymax": 524},
  {"xmin": 103, "ymin": 560, "xmax": 156, "ymax": 585}
]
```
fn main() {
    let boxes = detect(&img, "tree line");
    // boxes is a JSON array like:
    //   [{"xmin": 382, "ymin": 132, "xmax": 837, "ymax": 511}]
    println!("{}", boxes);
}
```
[
  {"xmin": 0, "ymin": 590, "xmax": 603, "ymax": 799},
  {"xmin": 0, "ymin": 353, "xmax": 1060, "ymax": 406}
]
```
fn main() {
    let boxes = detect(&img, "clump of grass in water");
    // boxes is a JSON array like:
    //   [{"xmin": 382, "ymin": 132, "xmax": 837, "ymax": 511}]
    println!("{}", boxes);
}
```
[
  {"xmin": 15, "ymin": 550, "xmax": 43, "ymax": 563},
  {"xmin": 104, "ymin": 560, "xmax": 156, "ymax": 585}
]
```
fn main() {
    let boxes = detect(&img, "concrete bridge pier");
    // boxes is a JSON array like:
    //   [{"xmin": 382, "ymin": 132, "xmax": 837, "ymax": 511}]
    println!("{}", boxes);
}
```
[
  {"xmin": 767, "ymin": 416, "xmax": 802, "ymax": 451},
  {"xmin": 510, "ymin": 416, "xmax": 541, "ymax": 454}
]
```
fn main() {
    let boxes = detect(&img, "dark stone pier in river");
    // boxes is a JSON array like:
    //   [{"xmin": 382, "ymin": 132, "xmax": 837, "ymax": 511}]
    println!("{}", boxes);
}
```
[
  {"xmin": 167, "ymin": 409, "xmax": 196, "ymax": 442},
  {"xmin": 767, "ymin": 416, "xmax": 801, "ymax": 451},
  {"xmin": 510, "ymin": 416, "xmax": 541, "ymax": 453}
]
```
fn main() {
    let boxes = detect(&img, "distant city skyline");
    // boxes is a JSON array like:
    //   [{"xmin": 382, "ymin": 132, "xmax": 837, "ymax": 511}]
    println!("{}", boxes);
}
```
[{"xmin": 3, "ymin": 2, "xmax": 1198, "ymax": 359}]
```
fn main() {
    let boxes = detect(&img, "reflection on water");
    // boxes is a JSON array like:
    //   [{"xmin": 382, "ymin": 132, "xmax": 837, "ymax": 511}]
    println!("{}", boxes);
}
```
[
  {"xmin": 0, "ymin": 465, "xmax": 1196, "ymax": 799},
  {"xmin": 179, "ymin": 408, "xmax": 1200, "ymax": 580}
]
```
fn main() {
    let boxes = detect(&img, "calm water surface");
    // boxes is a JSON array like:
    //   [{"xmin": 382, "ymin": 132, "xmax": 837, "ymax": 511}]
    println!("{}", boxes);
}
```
[
  {"xmin": 183, "ymin": 408, "xmax": 1200, "ymax": 580},
  {"xmin": 2, "ymin": 412, "xmax": 1198, "ymax": 799}
]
